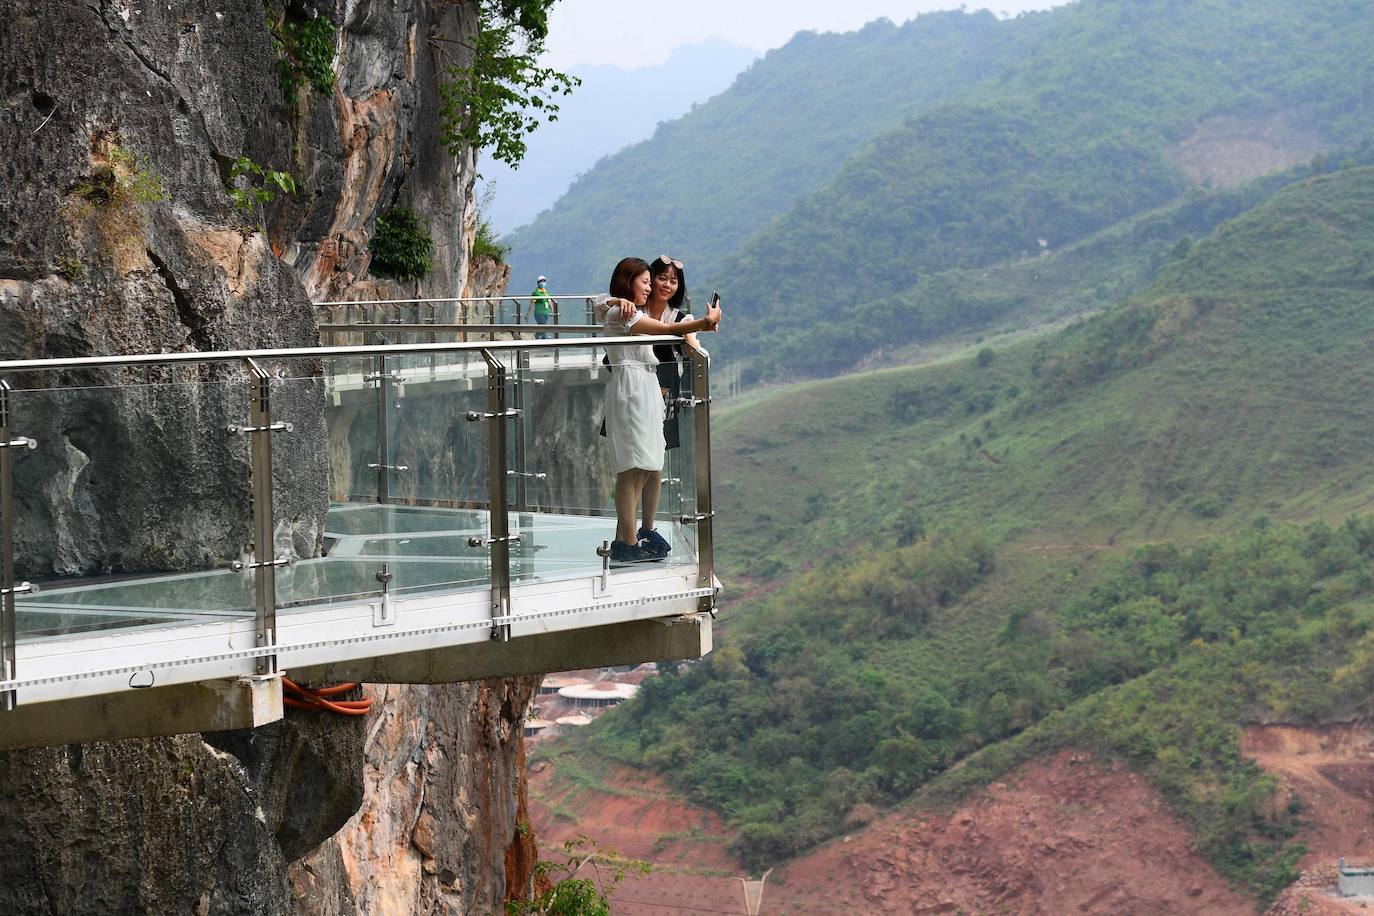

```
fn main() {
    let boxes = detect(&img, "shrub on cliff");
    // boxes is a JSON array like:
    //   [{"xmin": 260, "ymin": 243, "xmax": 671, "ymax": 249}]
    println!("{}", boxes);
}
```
[{"xmin": 368, "ymin": 208, "xmax": 434, "ymax": 281}]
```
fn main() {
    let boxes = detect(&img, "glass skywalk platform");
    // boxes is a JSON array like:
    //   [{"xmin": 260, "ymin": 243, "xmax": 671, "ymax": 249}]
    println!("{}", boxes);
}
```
[
  {"xmin": 0, "ymin": 333, "xmax": 716, "ymax": 726},
  {"xmin": 16, "ymin": 505, "xmax": 691, "ymax": 640}
]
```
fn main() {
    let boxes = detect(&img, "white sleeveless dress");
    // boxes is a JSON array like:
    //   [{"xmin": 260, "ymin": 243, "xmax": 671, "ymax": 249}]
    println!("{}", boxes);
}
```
[{"xmin": 602, "ymin": 305, "xmax": 666, "ymax": 472}]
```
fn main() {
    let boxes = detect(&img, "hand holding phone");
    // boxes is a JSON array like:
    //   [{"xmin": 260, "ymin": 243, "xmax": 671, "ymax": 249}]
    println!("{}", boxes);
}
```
[{"xmin": 705, "ymin": 291, "xmax": 722, "ymax": 330}]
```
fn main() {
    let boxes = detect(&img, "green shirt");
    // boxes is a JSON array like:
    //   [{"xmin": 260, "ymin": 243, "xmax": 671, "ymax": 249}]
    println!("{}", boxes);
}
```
[{"xmin": 530, "ymin": 289, "xmax": 552, "ymax": 316}]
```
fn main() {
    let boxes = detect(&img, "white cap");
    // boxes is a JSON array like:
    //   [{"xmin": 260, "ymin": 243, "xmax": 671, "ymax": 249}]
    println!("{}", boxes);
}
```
[{"xmin": 536, "ymin": 275, "xmax": 547, "ymax": 283}]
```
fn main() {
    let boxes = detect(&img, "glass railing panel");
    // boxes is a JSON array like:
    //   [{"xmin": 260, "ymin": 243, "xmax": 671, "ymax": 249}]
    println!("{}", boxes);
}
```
[
  {"xmin": 275, "ymin": 354, "xmax": 495, "ymax": 610},
  {"xmin": 388, "ymin": 351, "xmax": 493, "ymax": 507},
  {"xmin": 656, "ymin": 343, "xmax": 700, "ymax": 568},
  {"xmin": 8, "ymin": 368, "xmax": 256, "ymax": 640},
  {"xmin": 508, "ymin": 340, "xmax": 699, "ymax": 582}
]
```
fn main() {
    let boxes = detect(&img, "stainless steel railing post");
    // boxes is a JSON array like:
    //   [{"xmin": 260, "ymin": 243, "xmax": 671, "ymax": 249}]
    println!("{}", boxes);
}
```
[
  {"xmin": 244, "ymin": 358, "xmax": 281, "ymax": 676},
  {"xmin": 375, "ymin": 351, "xmax": 390, "ymax": 503},
  {"xmin": 687, "ymin": 353, "xmax": 716, "ymax": 614},
  {"xmin": 467, "ymin": 350, "xmax": 520, "ymax": 641},
  {"xmin": 0, "ymin": 379, "xmax": 37, "ymax": 710},
  {"xmin": 512, "ymin": 348, "xmax": 530, "ymax": 512}
]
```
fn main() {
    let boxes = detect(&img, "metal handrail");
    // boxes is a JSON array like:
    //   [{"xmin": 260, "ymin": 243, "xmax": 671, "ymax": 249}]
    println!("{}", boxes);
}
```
[
  {"xmin": 318, "ymin": 323, "xmax": 603, "ymax": 334},
  {"xmin": 0, "ymin": 335, "xmax": 677, "ymax": 374},
  {"xmin": 313, "ymin": 295, "xmax": 604, "ymax": 307}
]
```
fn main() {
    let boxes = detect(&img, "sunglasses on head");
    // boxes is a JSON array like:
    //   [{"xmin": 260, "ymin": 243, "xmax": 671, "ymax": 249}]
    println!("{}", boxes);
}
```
[{"xmin": 653, "ymin": 254, "xmax": 684, "ymax": 270}]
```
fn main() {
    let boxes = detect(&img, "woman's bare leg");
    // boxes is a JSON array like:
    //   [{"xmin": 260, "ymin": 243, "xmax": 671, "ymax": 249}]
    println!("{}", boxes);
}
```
[
  {"xmin": 615, "ymin": 471, "xmax": 641, "ymax": 544},
  {"xmin": 641, "ymin": 471, "xmax": 662, "ymax": 533}
]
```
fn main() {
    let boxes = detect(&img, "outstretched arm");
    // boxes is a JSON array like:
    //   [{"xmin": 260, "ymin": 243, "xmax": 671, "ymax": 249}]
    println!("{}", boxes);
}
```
[{"xmin": 618, "ymin": 302, "xmax": 721, "ymax": 336}]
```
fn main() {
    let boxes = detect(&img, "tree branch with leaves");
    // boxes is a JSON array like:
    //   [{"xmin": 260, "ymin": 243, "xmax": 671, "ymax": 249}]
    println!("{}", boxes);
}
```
[{"xmin": 440, "ymin": 0, "xmax": 579, "ymax": 168}]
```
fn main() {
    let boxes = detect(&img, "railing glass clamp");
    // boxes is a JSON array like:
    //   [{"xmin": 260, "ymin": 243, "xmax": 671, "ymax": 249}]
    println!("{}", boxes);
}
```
[
  {"xmin": 468, "ymin": 533, "xmax": 523, "ymax": 548},
  {"xmin": 466, "ymin": 408, "xmax": 523, "ymax": 422},
  {"xmin": 595, "ymin": 540, "xmax": 611, "ymax": 593},
  {"xmin": 231, "ymin": 557, "xmax": 294, "ymax": 571},
  {"xmin": 0, "ymin": 436, "xmax": 37, "ymax": 450},
  {"xmin": 506, "ymin": 470, "xmax": 547, "ymax": 480},
  {"xmin": 363, "ymin": 372, "xmax": 407, "ymax": 385},
  {"xmin": 227, "ymin": 422, "xmax": 294, "ymax": 435},
  {"xmin": 674, "ymin": 396, "xmax": 712, "ymax": 408},
  {"xmin": 366, "ymin": 463, "xmax": 411, "ymax": 472},
  {"xmin": 679, "ymin": 512, "xmax": 715, "ymax": 525},
  {"xmin": 0, "ymin": 582, "xmax": 33, "ymax": 597}
]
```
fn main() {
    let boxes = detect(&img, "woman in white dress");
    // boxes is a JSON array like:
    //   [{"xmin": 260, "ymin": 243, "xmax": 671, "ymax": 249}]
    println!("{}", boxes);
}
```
[{"xmin": 598, "ymin": 257, "xmax": 721, "ymax": 562}]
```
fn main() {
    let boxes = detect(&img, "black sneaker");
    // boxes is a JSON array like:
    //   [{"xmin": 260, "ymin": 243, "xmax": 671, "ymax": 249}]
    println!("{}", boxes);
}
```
[
  {"xmin": 609, "ymin": 539, "xmax": 650, "ymax": 563},
  {"xmin": 637, "ymin": 527, "xmax": 672, "ymax": 557}
]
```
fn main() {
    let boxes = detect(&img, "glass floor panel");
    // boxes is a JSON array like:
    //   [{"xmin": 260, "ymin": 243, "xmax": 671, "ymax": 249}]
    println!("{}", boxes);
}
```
[{"xmin": 15, "ymin": 504, "xmax": 690, "ymax": 642}]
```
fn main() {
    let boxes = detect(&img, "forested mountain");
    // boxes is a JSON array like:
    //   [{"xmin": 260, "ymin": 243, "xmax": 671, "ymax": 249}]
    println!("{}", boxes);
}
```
[
  {"xmin": 502, "ymin": 10, "xmax": 1035, "ymax": 292},
  {"xmin": 718, "ymin": 0, "xmax": 1374, "ymax": 373},
  {"xmin": 479, "ymin": 38, "xmax": 759, "ymax": 236},
  {"xmin": 542, "ymin": 165, "xmax": 1374, "ymax": 904}
]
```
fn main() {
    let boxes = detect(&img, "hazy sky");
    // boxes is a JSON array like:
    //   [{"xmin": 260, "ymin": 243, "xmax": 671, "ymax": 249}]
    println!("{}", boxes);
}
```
[{"xmin": 544, "ymin": 1, "xmax": 1068, "ymax": 70}]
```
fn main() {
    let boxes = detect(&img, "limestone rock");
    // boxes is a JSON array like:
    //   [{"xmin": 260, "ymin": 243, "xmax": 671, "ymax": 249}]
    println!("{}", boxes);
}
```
[{"xmin": 0, "ymin": 0, "xmax": 533, "ymax": 913}]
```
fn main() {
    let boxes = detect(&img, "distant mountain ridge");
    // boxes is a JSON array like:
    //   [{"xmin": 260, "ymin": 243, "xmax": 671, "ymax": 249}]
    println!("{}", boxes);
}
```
[
  {"xmin": 502, "ymin": 10, "xmax": 1034, "ymax": 293},
  {"xmin": 480, "ymin": 38, "xmax": 759, "ymax": 238},
  {"xmin": 715, "ymin": 0, "xmax": 1374, "ymax": 373}
]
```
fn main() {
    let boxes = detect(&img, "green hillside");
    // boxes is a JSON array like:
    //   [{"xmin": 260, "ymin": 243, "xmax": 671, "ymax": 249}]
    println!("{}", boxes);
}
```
[
  {"xmin": 717, "ymin": 0, "xmax": 1374, "ymax": 374},
  {"xmin": 502, "ymin": 10, "xmax": 1036, "ymax": 291},
  {"xmin": 540, "ymin": 167, "xmax": 1374, "ymax": 902}
]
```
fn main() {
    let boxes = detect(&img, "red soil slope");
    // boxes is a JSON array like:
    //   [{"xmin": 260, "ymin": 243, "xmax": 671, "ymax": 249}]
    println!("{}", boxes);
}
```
[
  {"xmin": 765, "ymin": 750, "xmax": 1251, "ymax": 914},
  {"xmin": 528, "ymin": 761, "xmax": 752, "ymax": 915},
  {"xmin": 527, "ymin": 723, "xmax": 1374, "ymax": 913},
  {"xmin": 1244, "ymin": 723, "xmax": 1374, "ymax": 865},
  {"xmin": 1246, "ymin": 722, "xmax": 1374, "ymax": 915}
]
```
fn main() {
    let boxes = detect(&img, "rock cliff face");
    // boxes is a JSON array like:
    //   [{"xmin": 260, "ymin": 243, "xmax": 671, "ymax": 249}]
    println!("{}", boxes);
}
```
[
  {"xmin": 0, "ymin": 706, "xmax": 368, "ymax": 916},
  {"xmin": 292, "ymin": 677, "xmax": 541, "ymax": 914},
  {"xmin": 295, "ymin": 255, "xmax": 545, "ymax": 915},
  {"xmin": 0, "ymin": 0, "xmax": 535, "ymax": 912}
]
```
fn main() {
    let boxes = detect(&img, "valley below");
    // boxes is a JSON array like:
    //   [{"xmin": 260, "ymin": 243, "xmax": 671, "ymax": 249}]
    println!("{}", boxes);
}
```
[{"xmin": 532, "ymin": 724, "xmax": 1374, "ymax": 914}]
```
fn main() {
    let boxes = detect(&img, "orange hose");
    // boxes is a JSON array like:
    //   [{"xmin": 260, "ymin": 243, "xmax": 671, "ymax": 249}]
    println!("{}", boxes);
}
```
[{"xmin": 282, "ymin": 676, "xmax": 373, "ymax": 716}]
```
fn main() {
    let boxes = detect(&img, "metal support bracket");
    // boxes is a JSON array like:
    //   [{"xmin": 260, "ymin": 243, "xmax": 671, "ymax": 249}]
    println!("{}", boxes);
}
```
[
  {"xmin": 595, "ymin": 540, "xmax": 612, "ymax": 596},
  {"xmin": 679, "ymin": 512, "xmax": 715, "ymax": 525},
  {"xmin": 227, "ymin": 421, "xmax": 293, "ymax": 435},
  {"xmin": 674, "ymin": 396, "xmax": 712, "ymax": 408},
  {"xmin": 373, "ymin": 565, "xmax": 396, "ymax": 627},
  {"xmin": 231, "ymin": 557, "xmax": 293, "ymax": 572},
  {"xmin": 0, "ymin": 437, "xmax": 37, "ymax": 451},
  {"xmin": 466, "ymin": 409, "xmax": 522, "ymax": 422},
  {"xmin": 0, "ymin": 583, "xmax": 34, "ymax": 597},
  {"xmin": 506, "ymin": 470, "xmax": 547, "ymax": 480},
  {"xmin": 468, "ymin": 533, "xmax": 523, "ymax": 548},
  {"xmin": 367, "ymin": 463, "xmax": 410, "ymax": 472}
]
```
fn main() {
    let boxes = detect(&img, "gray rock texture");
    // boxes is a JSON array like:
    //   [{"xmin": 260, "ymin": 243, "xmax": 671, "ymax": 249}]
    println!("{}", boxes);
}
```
[
  {"xmin": 0, "ymin": 710, "xmax": 365, "ymax": 916},
  {"xmin": 0, "ymin": 0, "xmax": 540, "ymax": 913}
]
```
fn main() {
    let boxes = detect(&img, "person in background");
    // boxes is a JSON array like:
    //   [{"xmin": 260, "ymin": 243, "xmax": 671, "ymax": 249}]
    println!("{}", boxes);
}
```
[
  {"xmin": 597, "ymin": 257, "xmax": 721, "ymax": 563},
  {"xmin": 525, "ymin": 275, "xmax": 557, "ymax": 339}
]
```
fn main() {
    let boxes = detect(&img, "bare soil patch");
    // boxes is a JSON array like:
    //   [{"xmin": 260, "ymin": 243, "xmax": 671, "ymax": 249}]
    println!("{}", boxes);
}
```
[
  {"xmin": 1172, "ymin": 112, "xmax": 1325, "ymax": 188},
  {"xmin": 762, "ymin": 749, "xmax": 1252, "ymax": 914}
]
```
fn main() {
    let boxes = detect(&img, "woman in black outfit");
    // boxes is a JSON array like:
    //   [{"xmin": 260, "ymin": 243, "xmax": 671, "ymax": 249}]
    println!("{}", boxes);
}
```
[{"xmin": 635, "ymin": 254, "xmax": 703, "ymax": 557}]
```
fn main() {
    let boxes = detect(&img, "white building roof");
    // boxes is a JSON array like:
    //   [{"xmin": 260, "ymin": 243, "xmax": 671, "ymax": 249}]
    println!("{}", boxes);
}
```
[{"xmin": 557, "ymin": 682, "xmax": 640, "ymax": 701}]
